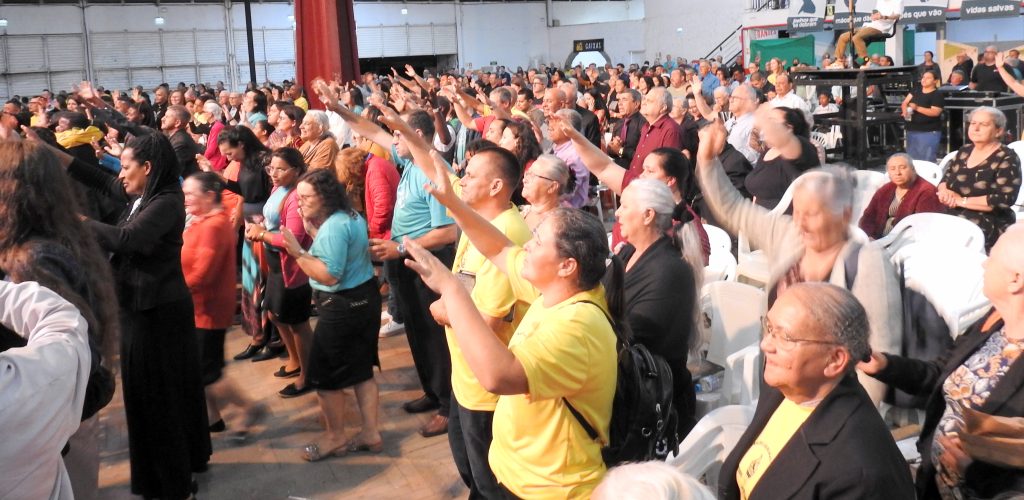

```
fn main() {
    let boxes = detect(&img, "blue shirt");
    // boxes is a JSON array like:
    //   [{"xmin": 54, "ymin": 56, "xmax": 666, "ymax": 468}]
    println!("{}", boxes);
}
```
[
  {"xmin": 389, "ymin": 144, "xmax": 455, "ymax": 242},
  {"xmin": 701, "ymin": 74, "xmax": 721, "ymax": 98},
  {"xmin": 308, "ymin": 211, "xmax": 374, "ymax": 292}
]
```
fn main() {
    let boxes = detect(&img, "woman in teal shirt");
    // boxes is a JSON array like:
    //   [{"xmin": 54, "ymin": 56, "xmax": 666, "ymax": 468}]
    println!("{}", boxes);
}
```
[{"xmin": 281, "ymin": 169, "xmax": 382, "ymax": 461}]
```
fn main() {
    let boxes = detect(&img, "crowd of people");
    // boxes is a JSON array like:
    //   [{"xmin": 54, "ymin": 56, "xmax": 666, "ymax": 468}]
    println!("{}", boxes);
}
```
[{"xmin": 0, "ymin": 34, "xmax": 1023, "ymax": 500}]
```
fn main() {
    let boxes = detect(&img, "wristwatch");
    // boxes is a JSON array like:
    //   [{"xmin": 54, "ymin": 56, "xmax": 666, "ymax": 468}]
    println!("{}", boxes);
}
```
[
  {"xmin": 396, "ymin": 242, "xmax": 407, "ymax": 257},
  {"xmin": 960, "ymin": 197, "xmax": 968, "ymax": 207}
]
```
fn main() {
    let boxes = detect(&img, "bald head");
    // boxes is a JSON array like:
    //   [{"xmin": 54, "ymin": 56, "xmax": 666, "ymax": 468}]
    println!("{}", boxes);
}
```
[
  {"xmin": 984, "ymin": 223, "xmax": 1024, "ymax": 307},
  {"xmin": 543, "ymin": 88, "xmax": 567, "ymax": 114}
]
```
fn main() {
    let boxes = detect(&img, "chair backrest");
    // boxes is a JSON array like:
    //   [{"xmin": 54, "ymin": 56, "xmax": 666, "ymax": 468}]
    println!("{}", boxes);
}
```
[
  {"xmin": 810, "ymin": 131, "xmax": 829, "ymax": 149},
  {"xmin": 937, "ymin": 150, "xmax": 957, "ymax": 175},
  {"xmin": 1008, "ymin": 143, "xmax": 1024, "ymax": 209},
  {"xmin": 851, "ymin": 170, "xmax": 888, "ymax": 226},
  {"xmin": 703, "ymin": 223, "xmax": 732, "ymax": 255},
  {"xmin": 667, "ymin": 404, "xmax": 755, "ymax": 492},
  {"xmin": 724, "ymin": 343, "xmax": 761, "ymax": 407},
  {"xmin": 702, "ymin": 281, "xmax": 766, "ymax": 367},
  {"xmin": 875, "ymin": 212, "xmax": 986, "ymax": 256},
  {"xmin": 738, "ymin": 180, "xmax": 799, "ymax": 257},
  {"xmin": 912, "ymin": 160, "xmax": 942, "ymax": 186},
  {"xmin": 704, "ymin": 249, "xmax": 737, "ymax": 283},
  {"xmin": 891, "ymin": 242, "xmax": 990, "ymax": 338}
]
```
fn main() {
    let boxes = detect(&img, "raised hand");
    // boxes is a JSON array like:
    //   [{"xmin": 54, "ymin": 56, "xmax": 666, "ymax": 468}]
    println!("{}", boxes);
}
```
[
  {"xmin": 405, "ymin": 64, "xmax": 417, "ymax": 78},
  {"xmin": 696, "ymin": 120, "xmax": 728, "ymax": 166},
  {"xmin": 280, "ymin": 227, "xmax": 304, "ymax": 257},
  {"xmin": 195, "ymin": 153, "xmax": 212, "ymax": 172}
]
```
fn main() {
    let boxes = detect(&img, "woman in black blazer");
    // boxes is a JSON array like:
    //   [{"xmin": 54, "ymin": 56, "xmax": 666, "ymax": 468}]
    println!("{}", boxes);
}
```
[
  {"xmin": 863, "ymin": 224, "xmax": 1024, "ymax": 499},
  {"xmin": 65, "ymin": 131, "xmax": 212, "ymax": 500}
]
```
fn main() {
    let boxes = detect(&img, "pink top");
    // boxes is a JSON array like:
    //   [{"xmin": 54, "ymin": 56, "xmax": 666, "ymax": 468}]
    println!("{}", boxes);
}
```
[
  {"xmin": 204, "ymin": 120, "xmax": 227, "ymax": 172},
  {"xmin": 267, "ymin": 188, "xmax": 313, "ymax": 288}
]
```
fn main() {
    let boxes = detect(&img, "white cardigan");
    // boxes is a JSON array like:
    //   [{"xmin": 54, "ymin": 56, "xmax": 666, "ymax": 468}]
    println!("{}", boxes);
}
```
[{"xmin": 0, "ymin": 280, "xmax": 90, "ymax": 500}]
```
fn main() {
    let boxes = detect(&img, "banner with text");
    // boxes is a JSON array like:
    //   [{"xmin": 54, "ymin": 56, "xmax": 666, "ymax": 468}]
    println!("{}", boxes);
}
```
[
  {"xmin": 904, "ymin": 0, "xmax": 949, "ymax": 24},
  {"xmin": 788, "ymin": 0, "xmax": 829, "ymax": 32},
  {"xmin": 960, "ymin": 0, "xmax": 1019, "ymax": 19},
  {"xmin": 831, "ymin": 0, "xmax": 875, "ymax": 28}
]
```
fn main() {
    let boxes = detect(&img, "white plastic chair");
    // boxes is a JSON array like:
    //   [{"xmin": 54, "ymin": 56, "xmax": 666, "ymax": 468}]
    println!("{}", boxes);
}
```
[
  {"xmin": 703, "ymin": 224, "xmax": 736, "ymax": 282},
  {"xmin": 851, "ymin": 170, "xmax": 888, "ymax": 226},
  {"xmin": 1007, "ymin": 142, "xmax": 1024, "ymax": 211},
  {"xmin": 810, "ymin": 131, "xmax": 829, "ymax": 149},
  {"xmin": 701, "ymin": 281, "xmax": 766, "ymax": 367},
  {"xmin": 937, "ymin": 150, "xmax": 957, "ymax": 175},
  {"xmin": 892, "ymin": 242, "xmax": 990, "ymax": 339},
  {"xmin": 735, "ymin": 183, "xmax": 798, "ymax": 287},
  {"xmin": 875, "ymin": 212, "xmax": 986, "ymax": 256},
  {"xmin": 667, "ymin": 405, "xmax": 755, "ymax": 492},
  {"xmin": 912, "ymin": 160, "xmax": 942, "ymax": 186},
  {"xmin": 724, "ymin": 343, "xmax": 762, "ymax": 407}
]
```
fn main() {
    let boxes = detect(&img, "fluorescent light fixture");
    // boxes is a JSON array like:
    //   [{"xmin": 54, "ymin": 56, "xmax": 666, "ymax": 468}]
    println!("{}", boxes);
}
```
[
  {"xmin": 401, "ymin": 8, "xmax": 408, "ymax": 15},
  {"xmin": 676, "ymin": 27, "xmax": 683, "ymax": 33},
  {"xmin": 0, "ymin": 18, "xmax": 8, "ymax": 28},
  {"xmin": 287, "ymin": 15, "xmax": 295, "ymax": 22},
  {"xmin": 154, "ymin": 16, "xmax": 166, "ymax": 26}
]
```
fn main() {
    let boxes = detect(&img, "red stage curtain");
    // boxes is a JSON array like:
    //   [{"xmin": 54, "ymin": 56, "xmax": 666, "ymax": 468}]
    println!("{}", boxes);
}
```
[{"xmin": 294, "ymin": 0, "xmax": 360, "ymax": 109}]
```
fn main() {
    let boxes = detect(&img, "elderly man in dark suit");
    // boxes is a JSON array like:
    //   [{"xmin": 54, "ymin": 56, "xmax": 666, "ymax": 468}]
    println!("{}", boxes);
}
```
[
  {"xmin": 720, "ymin": 282, "xmax": 914, "ymax": 500},
  {"xmin": 608, "ymin": 88, "xmax": 643, "ymax": 169},
  {"xmin": 160, "ymin": 105, "xmax": 201, "ymax": 177}
]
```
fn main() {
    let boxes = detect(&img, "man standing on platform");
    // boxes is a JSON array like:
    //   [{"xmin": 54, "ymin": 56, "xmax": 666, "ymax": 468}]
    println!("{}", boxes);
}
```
[{"xmin": 831, "ymin": 0, "xmax": 903, "ymax": 68}]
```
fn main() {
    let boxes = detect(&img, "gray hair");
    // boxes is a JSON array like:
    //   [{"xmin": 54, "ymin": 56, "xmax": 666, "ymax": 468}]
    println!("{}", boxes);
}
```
[
  {"xmin": 594, "ymin": 461, "xmax": 715, "ymax": 500},
  {"xmin": 533, "ymin": 154, "xmax": 572, "ymax": 195},
  {"xmin": 713, "ymin": 86, "xmax": 731, "ymax": 98},
  {"xmin": 533, "ymin": 73, "xmax": 549, "ymax": 86},
  {"xmin": 735, "ymin": 83, "xmax": 757, "ymax": 102},
  {"xmin": 304, "ymin": 109, "xmax": 330, "ymax": 131},
  {"xmin": 203, "ymin": 100, "xmax": 222, "ymax": 121},
  {"xmin": 968, "ymin": 106, "xmax": 1007, "ymax": 130},
  {"xmin": 887, "ymin": 152, "xmax": 915, "ymax": 172},
  {"xmin": 791, "ymin": 165, "xmax": 855, "ymax": 217},
  {"xmin": 625, "ymin": 179, "xmax": 675, "ymax": 232},
  {"xmin": 784, "ymin": 283, "xmax": 871, "ymax": 370},
  {"xmin": 555, "ymin": 108, "xmax": 582, "ymax": 131},
  {"xmin": 647, "ymin": 87, "xmax": 673, "ymax": 114},
  {"xmin": 491, "ymin": 87, "xmax": 514, "ymax": 106}
]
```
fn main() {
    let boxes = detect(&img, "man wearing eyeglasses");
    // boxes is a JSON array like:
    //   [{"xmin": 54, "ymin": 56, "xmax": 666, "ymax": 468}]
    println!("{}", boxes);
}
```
[
  {"xmin": 970, "ymin": 45, "xmax": 1011, "ymax": 93},
  {"xmin": 718, "ymin": 282, "xmax": 915, "ymax": 500}
]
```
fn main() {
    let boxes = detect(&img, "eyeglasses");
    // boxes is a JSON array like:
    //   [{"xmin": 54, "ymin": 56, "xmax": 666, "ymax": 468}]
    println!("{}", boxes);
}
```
[
  {"xmin": 525, "ymin": 171, "xmax": 558, "ymax": 183},
  {"xmin": 761, "ymin": 317, "xmax": 841, "ymax": 351}
]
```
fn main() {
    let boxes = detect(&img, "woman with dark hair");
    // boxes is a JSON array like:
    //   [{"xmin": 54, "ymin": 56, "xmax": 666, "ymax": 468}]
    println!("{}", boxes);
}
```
[
  {"xmin": 267, "ymin": 104, "xmax": 304, "ymax": 150},
  {"xmin": 744, "ymin": 105, "xmax": 821, "ymax": 209},
  {"xmin": 62, "ymin": 130, "xmax": 212, "ymax": 499},
  {"xmin": 202, "ymin": 126, "xmax": 279, "ymax": 361},
  {"xmin": 279, "ymin": 169, "xmax": 382, "ymax": 460},
  {"xmin": 403, "ymin": 148, "xmax": 621, "ymax": 496},
  {"xmin": 497, "ymin": 119, "xmax": 542, "ymax": 172},
  {"xmin": 244, "ymin": 147, "xmax": 315, "ymax": 397},
  {"xmin": 0, "ymin": 138, "xmax": 121, "ymax": 499},
  {"xmin": 357, "ymin": 106, "xmax": 392, "ymax": 162},
  {"xmin": 343, "ymin": 87, "xmax": 365, "ymax": 115},
  {"xmin": 182, "ymin": 171, "xmax": 267, "ymax": 432}
]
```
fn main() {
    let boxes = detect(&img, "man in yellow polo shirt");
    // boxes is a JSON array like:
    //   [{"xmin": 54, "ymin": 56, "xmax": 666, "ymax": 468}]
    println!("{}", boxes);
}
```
[{"xmin": 429, "ymin": 147, "xmax": 531, "ymax": 499}]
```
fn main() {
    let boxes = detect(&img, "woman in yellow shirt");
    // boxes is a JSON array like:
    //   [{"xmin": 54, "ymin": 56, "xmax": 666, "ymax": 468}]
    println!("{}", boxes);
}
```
[{"xmin": 402, "ymin": 150, "xmax": 620, "ymax": 499}]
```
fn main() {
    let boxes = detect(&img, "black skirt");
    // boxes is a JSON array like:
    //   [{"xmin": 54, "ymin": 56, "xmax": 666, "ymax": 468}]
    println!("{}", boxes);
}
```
[
  {"xmin": 121, "ymin": 297, "xmax": 212, "ymax": 498},
  {"xmin": 306, "ymin": 279, "xmax": 381, "ymax": 390},
  {"xmin": 264, "ymin": 248, "xmax": 312, "ymax": 325},
  {"xmin": 196, "ymin": 328, "xmax": 227, "ymax": 386}
]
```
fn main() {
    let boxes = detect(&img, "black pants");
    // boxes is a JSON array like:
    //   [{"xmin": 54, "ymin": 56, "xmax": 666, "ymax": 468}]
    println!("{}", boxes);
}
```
[
  {"xmin": 448, "ymin": 393, "xmax": 500, "ymax": 499},
  {"xmin": 386, "ymin": 244, "xmax": 454, "ymax": 416}
]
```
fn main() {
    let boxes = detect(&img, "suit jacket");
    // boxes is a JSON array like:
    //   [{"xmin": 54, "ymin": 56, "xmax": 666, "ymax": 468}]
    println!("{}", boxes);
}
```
[
  {"xmin": 873, "ymin": 310, "xmax": 1024, "ymax": 499},
  {"xmin": 859, "ymin": 176, "xmax": 947, "ymax": 240},
  {"xmin": 611, "ymin": 111, "xmax": 644, "ymax": 168},
  {"xmin": 719, "ymin": 375, "xmax": 915, "ymax": 500},
  {"xmin": 169, "ymin": 129, "xmax": 201, "ymax": 178}
]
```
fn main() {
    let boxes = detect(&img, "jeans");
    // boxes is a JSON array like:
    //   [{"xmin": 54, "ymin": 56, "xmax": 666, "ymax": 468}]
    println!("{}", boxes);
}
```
[
  {"xmin": 906, "ymin": 130, "xmax": 942, "ymax": 162},
  {"xmin": 448, "ymin": 394, "xmax": 501, "ymax": 500}
]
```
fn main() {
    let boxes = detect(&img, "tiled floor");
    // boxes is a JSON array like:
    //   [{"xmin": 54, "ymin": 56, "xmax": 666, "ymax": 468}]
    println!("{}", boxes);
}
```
[{"xmin": 97, "ymin": 323, "xmax": 468, "ymax": 500}]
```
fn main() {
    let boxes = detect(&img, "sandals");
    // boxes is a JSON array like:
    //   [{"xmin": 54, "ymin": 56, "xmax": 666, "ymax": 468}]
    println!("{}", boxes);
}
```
[
  {"xmin": 347, "ymin": 440, "xmax": 384, "ymax": 454},
  {"xmin": 273, "ymin": 365, "xmax": 301, "ymax": 378},
  {"xmin": 302, "ymin": 441, "xmax": 348, "ymax": 462}
]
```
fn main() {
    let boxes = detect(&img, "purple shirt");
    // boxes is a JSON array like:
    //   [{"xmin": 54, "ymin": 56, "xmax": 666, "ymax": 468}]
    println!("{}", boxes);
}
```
[{"xmin": 553, "ymin": 140, "xmax": 591, "ymax": 209}]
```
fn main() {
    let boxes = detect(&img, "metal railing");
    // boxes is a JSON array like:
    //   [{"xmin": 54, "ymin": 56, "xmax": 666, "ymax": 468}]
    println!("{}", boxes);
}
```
[{"xmin": 748, "ymin": 0, "xmax": 789, "ymax": 11}]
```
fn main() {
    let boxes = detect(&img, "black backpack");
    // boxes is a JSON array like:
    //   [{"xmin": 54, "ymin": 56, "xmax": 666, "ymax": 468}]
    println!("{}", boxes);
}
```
[{"xmin": 563, "ymin": 300, "xmax": 680, "ymax": 466}]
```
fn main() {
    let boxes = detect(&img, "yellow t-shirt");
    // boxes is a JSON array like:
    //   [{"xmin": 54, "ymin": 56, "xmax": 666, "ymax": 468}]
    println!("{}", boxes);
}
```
[
  {"xmin": 294, "ymin": 96, "xmax": 309, "ymax": 111},
  {"xmin": 446, "ymin": 207, "xmax": 532, "ymax": 411},
  {"xmin": 736, "ymin": 398, "xmax": 816, "ymax": 500},
  {"xmin": 489, "ymin": 247, "xmax": 618, "ymax": 500}
]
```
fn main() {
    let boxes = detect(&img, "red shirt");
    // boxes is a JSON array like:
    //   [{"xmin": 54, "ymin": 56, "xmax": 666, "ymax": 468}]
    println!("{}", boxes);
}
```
[
  {"xmin": 614, "ymin": 114, "xmax": 685, "ymax": 246},
  {"xmin": 182, "ymin": 210, "xmax": 237, "ymax": 329},
  {"xmin": 364, "ymin": 153, "xmax": 400, "ymax": 240}
]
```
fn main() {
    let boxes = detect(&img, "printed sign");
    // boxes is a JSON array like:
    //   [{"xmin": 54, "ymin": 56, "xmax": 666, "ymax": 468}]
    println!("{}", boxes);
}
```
[
  {"xmin": 788, "ymin": 0, "xmax": 828, "ymax": 31},
  {"xmin": 904, "ymin": 0, "xmax": 949, "ymax": 23},
  {"xmin": 573, "ymin": 39, "xmax": 605, "ymax": 52},
  {"xmin": 960, "ymin": 0, "xmax": 1019, "ymax": 19}
]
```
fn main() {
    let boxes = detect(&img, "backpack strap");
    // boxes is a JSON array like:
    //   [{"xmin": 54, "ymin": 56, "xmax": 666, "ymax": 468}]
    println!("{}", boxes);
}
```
[
  {"xmin": 842, "ymin": 242, "xmax": 863, "ymax": 291},
  {"xmin": 561, "ymin": 299, "xmax": 612, "ymax": 442}
]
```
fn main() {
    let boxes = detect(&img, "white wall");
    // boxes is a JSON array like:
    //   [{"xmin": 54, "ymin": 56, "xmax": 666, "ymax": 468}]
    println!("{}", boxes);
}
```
[
  {"xmin": 644, "ymin": 0, "xmax": 747, "ymax": 62},
  {"xmin": 946, "ymin": 17, "xmax": 1024, "ymax": 44}
]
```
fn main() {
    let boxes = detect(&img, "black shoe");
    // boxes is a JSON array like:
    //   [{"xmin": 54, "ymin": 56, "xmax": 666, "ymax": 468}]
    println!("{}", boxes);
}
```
[
  {"xmin": 251, "ymin": 345, "xmax": 286, "ymax": 363},
  {"xmin": 233, "ymin": 344, "xmax": 263, "ymax": 361},
  {"xmin": 209, "ymin": 419, "xmax": 226, "ymax": 432},
  {"xmin": 273, "ymin": 365, "xmax": 301, "ymax": 378},
  {"xmin": 279, "ymin": 383, "xmax": 314, "ymax": 398},
  {"xmin": 402, "ymin": 395, "xmax": 440, "ymax": 414}
]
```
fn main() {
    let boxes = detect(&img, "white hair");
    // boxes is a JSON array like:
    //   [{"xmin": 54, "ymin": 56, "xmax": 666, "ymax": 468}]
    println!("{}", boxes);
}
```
[
  {"xmin": 792, "ymin": 165, "xmax": 856, "ymax": 217},
  {"xmin": 626, "ymin": 178, "xmax": 675, "ymax": 232},
  {"xmin": 555, "ymin": 108, "xmax": 582, "ymax": 131},
  {"xmin": 304, "ymin": 109, "xmax": 330, "ymax": 131},
  {"xmin": 593, "ymin": 461, "xmax": 716, "ymax": 500},
  {"xmin": 203, "ymin": 100, "xmax": 222, "ymax": 121}
]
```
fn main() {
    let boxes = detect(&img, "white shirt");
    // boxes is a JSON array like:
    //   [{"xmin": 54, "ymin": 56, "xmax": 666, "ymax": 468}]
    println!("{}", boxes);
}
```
[
  {"xmin": 0, "ymin": 281, "xmax": 90, "ymax": 500},
  {"xmin": 770, "ymin": 91, "xmax": 814, "ymax": 126},
  {"xmin": 864, "ymin": 0, "xmax": 904, "ymax": 35},
  {"xmin": 725, "ymin": 112, "xmax": 758, "ymax": 164},
  {"xmin": 325, "ymin": 110, "xmax": 352, "ymax": 147}
]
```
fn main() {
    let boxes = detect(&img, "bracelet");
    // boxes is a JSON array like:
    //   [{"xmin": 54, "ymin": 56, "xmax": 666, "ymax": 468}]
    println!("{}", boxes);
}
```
[
  {"xmin": 258, "ymin": 230, "xmax": 267, "ymax": 241},
  {"xmin": 961, "ymin": 197, "xmax": 968, "ymax": 207}
]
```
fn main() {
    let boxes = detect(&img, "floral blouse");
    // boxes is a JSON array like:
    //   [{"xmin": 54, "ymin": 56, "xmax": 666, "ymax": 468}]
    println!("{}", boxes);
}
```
[
  {"xmin": 932, "ymin": 329, "xmax": 1024, "ymax": 499},
  {"xmin": 941, "ymin": 144, "xmax": 1021, "ymax": 251}
]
